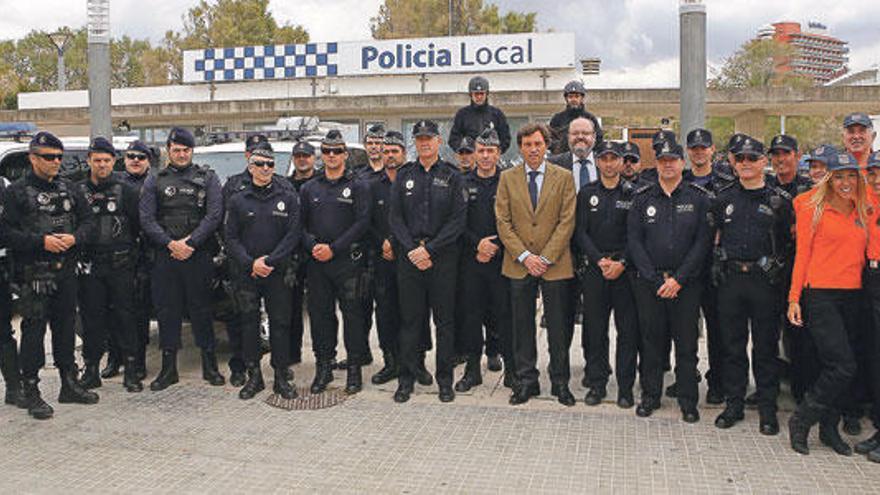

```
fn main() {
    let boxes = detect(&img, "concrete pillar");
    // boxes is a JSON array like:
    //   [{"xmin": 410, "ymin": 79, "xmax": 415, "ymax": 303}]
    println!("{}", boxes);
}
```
[
  {"xmin": 734, "ymin": 109, "xmax": 767, "ymax": 139},
  {"xmin": 679, "ymin": 0, "xmax": 706, "ymax": 139},
  {"xmin": 88, "ymin": 0, "xmax": 112, "ymax": 140}
]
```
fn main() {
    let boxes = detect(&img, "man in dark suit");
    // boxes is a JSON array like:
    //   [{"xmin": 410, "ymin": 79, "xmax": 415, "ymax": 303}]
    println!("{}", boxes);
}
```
[{"xmin": 548, "ymin": 117, "xmax": 599, "ymax": 194}]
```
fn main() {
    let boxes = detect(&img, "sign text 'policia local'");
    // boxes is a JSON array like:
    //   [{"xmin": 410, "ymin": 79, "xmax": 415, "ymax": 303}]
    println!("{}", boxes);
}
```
[{"xmin": 182, "ymin": 33, "xmax": 575, "ymax": 83}]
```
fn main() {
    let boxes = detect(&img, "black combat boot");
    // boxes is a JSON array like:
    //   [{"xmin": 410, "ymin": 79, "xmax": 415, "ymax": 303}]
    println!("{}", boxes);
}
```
[
  {"xmin": 345, "ymin": 364, "xmax": 362, "ymax": 395},
  {"xmin": 21, "ymin": 377, "xmax": 53, "ymax": 420},
  {"xmin": 371, "ymin": 351, "xmax": 398, "ymax": 385},
  {"xmin": 229, "ymin": 368, "xmax": 247, "ymax": 387},
  {"xmin": 58, "ymin": 367, "xmax": 99, "ymax": 404},
  {"xmin": 273, "ymin": 368, "xmax": 297, "ymax": 400},
  {"xmin": 100, "ymin": 351, "xmax": 122, "ymax": 379},
  {"xmin": 415, "ymin": 351, "xmax": 433, "ymax": 386},
  {"xmin": 122, "ymin": 356, "xmax": 143, "ymax": 393},
  {"xmin": 201, "ymin": 350, "xmax": 226, "ymax": 386},
  {"xmin": 310, "ymin": 361, "xmax": 334, "ymax": 394},
  {"xmin": 239, "ymin": 363, "xmax": 265, "ymax": 400},
  {"xmin": 788, "ymin": 395, "xmax": 824, "ymax": 455},
  {"xmin": 0, "ymin": 342, "xmax": 22, "ymax": 405},
  {"xmin": 79, "ymin": 361, "xmax": 102, "ymax": 390},
  {"xmin": 150, "ymin": 349, "xmax": 179, "ymax": 391},
  {"xmin": 454, "ymin": 355, "xmax": 482, "ymax": 392},
  {"xmin": 134, "ymin": 345, "xmax": 148, "ymax": 381},
  {"xmin": 819, "ymin": 411, "xmax": 853, "ymax": 456}
]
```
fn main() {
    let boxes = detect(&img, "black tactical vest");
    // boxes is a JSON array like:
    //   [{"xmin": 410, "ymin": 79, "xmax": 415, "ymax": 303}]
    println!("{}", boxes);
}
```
[
  {"xmin": 155, "ymin": 165, "xmax": 209, "ymax": 239},
  {"xmin": 23, "ymin": 181, "xmax": 76, "ymax": 237},
  {"xmin": 80, "ymin": 182, "xmax": 134, "ymax": 247}
]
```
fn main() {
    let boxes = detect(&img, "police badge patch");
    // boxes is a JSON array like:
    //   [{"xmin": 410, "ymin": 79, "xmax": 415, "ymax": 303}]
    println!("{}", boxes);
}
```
[
  {"xmin": 589, "ymin": 195, "xmax": 599, "ymax": 207},
  {"xmin": 277, "ymin": 201, "xmax": 286, "ymax": 212},
  {"xmin": 406, "ymin": 179, "xmax": 415, "ymax": 190},
  {"xmin": 37, "ymin": 193, "xmax": 51, "ymax": 205},
  {"xmin": 62, "ymin": 199, "xmax": 71, "ymax": 211},
  {"xmin": 647, "ymin": 206, "xmax": 656, "ymax": 217},
  {"xmin": 725, "ymin": 204, "xmax": 734, "ymax": 216},
  {"xmin": 107, "ymin": 201, "xmax": 117, "ymax": 212},
  {"xmin": 342, "ymin": 187, "xmax": 351, "ymax": 198},
  {"xmin": 164, "ymin": 186, "xmax": 177, "ymax": 197}
]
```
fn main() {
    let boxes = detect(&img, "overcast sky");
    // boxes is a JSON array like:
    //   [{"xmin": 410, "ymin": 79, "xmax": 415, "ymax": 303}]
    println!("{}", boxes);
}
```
[{"xmin": 2, "ymin": 0, "xmax": 878, "ymax": 88}]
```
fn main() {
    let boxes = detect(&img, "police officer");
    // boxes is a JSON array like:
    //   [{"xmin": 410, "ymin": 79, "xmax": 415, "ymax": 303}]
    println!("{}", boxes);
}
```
[
  {"xmin": 684, "ymin": 128, "xmax": 733, "ymax": 405},
  {"xmin": 224, "ymin": 146, "xmax": 300, "ymax": 400},
  {"xmin": 76, "ymin": 138, "xmax": 143, "ymax": 393},
  {"xmin": 627, "ymin": 140, "xmax": 712, "ymax": 422},
  {"xmin": 288, "ymin": 140, "xmax": 319, "ymax": 367},
  {"xmin": 768, "ymin": 135, "xmax": 812, "ymax": 197},
  {"xmin": 711, "ymin": 138, "xmax": 794, "ymax": 435},
  {"xmin": 300, "ymin": 130, "xmax": 371, "ymax": 395},
  {"xmin": 355, "ymin": 124, "xmax": 386, "ymax": 181},
  {"xmin": 448, "ymin": 76, "xmax": 512, "ymax": 154},
  {"xmin": 0, "ymin": 176, "xmax": 20, "ymax": 406},
  {"xmin": 1, "ymin": 131, "xmax": 99, "ymax": 419},
  {"xmin": 454, "ymin": 128, "xmax": 513, "ymax": 393},
  {"xmin": 640, "ymin": 130, "xmax": 677, "ymax": 183},
  {"xmin": 118, "ymin": 140, "xmax": 154, "ymax": 381},
  {"xmin": 621, "ymin": 142, "xmax": 642, "ymax": 184},
  {"xmin": 548, "ymin": 81, "xmax": 603, "ymax": 155},
  {"xmin": 140, "ymin": 127, "xmax": 225, "ymax": 391},
  {"xmin": 455, "ymin": 137, "xmax": 476, "ymax": 173},
  {"xmin": 575, "ymin": 141, "xmax": 639, "ymax": 408},
  {"xmin": 389, "ymin": 120, "xmax": 466, "ymax": 403}
]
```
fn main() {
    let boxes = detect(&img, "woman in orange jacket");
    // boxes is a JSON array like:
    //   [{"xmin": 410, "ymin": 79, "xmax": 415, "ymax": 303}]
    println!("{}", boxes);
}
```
[{"xmin": 787, "ymin": 152, "xmax": 870, "ymax": 456}]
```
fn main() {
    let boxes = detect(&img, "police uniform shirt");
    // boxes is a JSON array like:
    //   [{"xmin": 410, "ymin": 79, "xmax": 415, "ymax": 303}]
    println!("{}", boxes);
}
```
[
  {"xmin": 767, "ymin": 173, "xmax": 812, "ymax": 198},
  {"xmin": 139, "ymin": 163, "xmax": 223, "ymax": 248},
  {"xmin": 368, "ymin": 172, "xmax": 394, "ymax": 253},
  {"xmin": 0, "ymin": 171, "xmax": 96, "ymax": 265},
  {"xmin": 224, "ymin": 180, "xmax": 301, "ymax": 267},
  {"xmin": 299, "ymin": 172, "xmax": 371, "ymax": 254},
  {"xmin": 355, "ymin": 165, "xmax": 384, "ymax": 183},
  {"xmin": 389, "ymin": 159, "xmax": 467, "ymax": 256},
  {"xmin": 627, "ymin": 181, "xmax": 712, "ymax": 286},
  {"xmin": 711, "ymin": 182, "xmax": 794, "ymax": 261},
  {"xmin": 223, "ymin": 169, "xmax": 293, "ymax": 203},
  {"xmin": 463, "ymin": 168, "xmax": 503, "ymax": 257},
  {"xmin": 683, "ymin": 167, "xmax": 735, "ymax": 194},
  {"xmin": 574, "ymin": 179, "xmax": 633, "ymax": 264},
  {"xmin": 449, "ymin": 103, "xmax": 512, "ymax": 153},
  {"xmin": 115, "ymin": 170, "xmax": 151, "ymax": 194},
  {"xmin": 289, "ymin": 171, "xmax": 319, "ymax": 193},
  {"xmin": 77, "ymin": 177, "xmax": 140, "ymax": 254}
]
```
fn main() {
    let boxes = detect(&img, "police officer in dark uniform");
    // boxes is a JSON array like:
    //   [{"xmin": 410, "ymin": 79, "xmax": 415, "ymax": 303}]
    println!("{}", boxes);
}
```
[
  {"xmin": 389, "ymin": 120, "xmax": 467, "ymax": 403},
  {"xmin": 288, "ymin": 140, "xmax": 319, "ymax": 367},
  {"xmin": 355, "ymin": 124, "xmax": 386, "ymax": 182},
  {"xmin": 1, "ymin": 131, "xmax": 99, "ymax": 419},
  {"xmin": 710, "ymin": 137, "xmax": 794, "ymax": 435},
  {"xmin": 448, "ymin": 76, "xmax": 512, "ymax": 154},
  {"xmin": 455, "ymin": 137, "xmax": 476, "ymax": 173},
  {"xmin": 620, "ymin": 141, "xmax": 641, "ymax": 184},
  {"xmin": 548, "ymin": 81, "xmax": 603, "ymax": 155},
  {"xmin": 640, "ymin": 130, "xmax": 677, "ymax": 183},
  {"xmin": 300, "ymin": 130, "xmax": 371, "ymax": 395},
  {"xmin": 768, "ymin": 135, "xmax": 812, "ymax": 197},
  {"xmin": 575, "ymin": 141, "xmax": 639, "ymax": 408},
  {"xmin": 224, "ymin": 145, "xmax": 301, "ymax": 400},
  {"xmin": 454, "ymin": 128, "xmax": 513, "ymax": 393},
  {"xmin": 140, "ymin": 127, "xmax": 225, "ymax": 391},
  {"xmin": 118, "ymin": 140, "xmax": 154, "ymax": 381},
  {"xmin": 76, "ymin": 138, "xmax": 143, "ymax": 393},
  {"xmin": 627, "ymin": 140, "xmax": 712, "ymax": 422},
  {"xmin": 0, "ymin": 176, "xmax": 21, "ymax": 406}
]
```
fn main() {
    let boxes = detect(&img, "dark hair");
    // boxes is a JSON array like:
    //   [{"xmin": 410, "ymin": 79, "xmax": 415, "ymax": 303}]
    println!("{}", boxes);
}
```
[{"xmin": 516, "ymin": 122, "xmax": 551, "ymax": 147}]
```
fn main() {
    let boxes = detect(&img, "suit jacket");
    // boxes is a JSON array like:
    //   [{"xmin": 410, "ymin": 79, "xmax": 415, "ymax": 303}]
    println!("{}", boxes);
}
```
[
  {"xmin": 495, "ymin": 162, "xmax": 576, "ymax": 281},
  {"xmin": 547, "ymin": 151, "xmax": 574, "ymax": 171}
]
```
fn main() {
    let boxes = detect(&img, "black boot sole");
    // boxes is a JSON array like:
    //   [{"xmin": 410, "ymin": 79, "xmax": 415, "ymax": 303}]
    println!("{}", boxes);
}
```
[{"xmin": 149, "ymin": 375, "xmax": 179, "ymax": 391}]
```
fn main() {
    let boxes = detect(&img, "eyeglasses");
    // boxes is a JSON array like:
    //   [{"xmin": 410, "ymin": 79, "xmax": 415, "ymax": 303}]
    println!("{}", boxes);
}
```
[
  {"xmin": 624, "ymin": 157, "xmax": 639, "ymax": 164},
  {"xmin": 126, "ymin": 153, "xmax": 148, "ymax": 161},
  {"xmin": 321, "ymin": 148, "xmax": 346, "ymax": 155},
  {"xmin": 250, "ymin": 160, "xmax": 275, "ymax": 169},
  {"xmin": 35, "ymin": 153, "xmax": 63, "ymax": 162}
]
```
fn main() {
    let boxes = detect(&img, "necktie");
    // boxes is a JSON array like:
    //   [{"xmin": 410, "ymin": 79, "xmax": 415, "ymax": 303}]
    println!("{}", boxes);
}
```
[
  {"xmin": 528, "ymin": 170, "xmax": 539, "ymax": 209},
  {"xmin": 579, "ymin": 160, "xmax": 591, "ymax": 189}
]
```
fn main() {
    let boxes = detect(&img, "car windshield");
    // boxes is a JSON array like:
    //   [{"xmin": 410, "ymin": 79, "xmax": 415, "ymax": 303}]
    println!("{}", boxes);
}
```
[{"xmin": 195, "ymin": 151, "xmax": 292, "ymax": 181}]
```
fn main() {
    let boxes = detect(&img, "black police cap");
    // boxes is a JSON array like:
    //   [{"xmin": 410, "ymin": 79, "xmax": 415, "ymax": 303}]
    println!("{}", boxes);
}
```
[
  {"xmin": 727, "ymin": 133, "xmax": 748, "ymax": 153},
  {"xmin": 595, "ymin": 141, "xmax": 622, "ymax": 158},
  {"xmin": 655, "ymin": 141, "xmax": 684, "ymax": 160},
  {"xmin": 843, "ymin": 112, "xmax": 873, "ymax": 129},
  {"xmin": 768, "ymin": 134, "xmax": 797, "ymax": 153},
  {"xmin": 292, "ymin": 140, "xmax": 315, "ymax": 156},
  {"xmin": 476, "ymin": 128, "xmax": 501, "ymax": 148},
  {"xmin": 167, "ymin": 127, "xmax": 195, "ymax": 148},
  {"xmin": 89, "ymin": 136, "xmax": 116, "ymax": 156},
  {"xmin": 651, "ymin": 130, "xmax": 677, "ymax": 152},
  {"xmin": 735, "ymin": 137, "xmax": 765, "ymax": 158},
  {"xmin": 686, "ymin": 128, "xmax": 713, "ymax": 148},
  {"xmin": 29, "ymin": 131, "xmax": 64, "ymax": 152},
  {"xmin": 412, "ymin": 120, "xmax": 440, "ymax": 138},
  {"xmin": 383, "ymin": 131, "xmax": 406, "ymax": 148},
  {"xmin": 621, "ymin": 141, "xmax": 641, "ymax": 159},
  {"xmin": 365, "ymin": 124, "xmax": 386, "ymax": 139},
  {"xmin": 245, "ymin": 134, "xmax": 269, "ymax": 152},
  {"xmin": 250, "ymin": 140, "xmax": 274, "ymax": 153},
  {"xmin": 457, "ymin": 136, "xmax": 475, "ymax": 153},
  {"xmin": 322, "ymin": 130, "xmax": 346, "ymax": 147},
  {"xmin": 126, "ymin": 140, "xmax": 152, "ymax": 157},
  {"xmin": 468, "ymin": 76, "xmax": 489, "ymax": 92}
]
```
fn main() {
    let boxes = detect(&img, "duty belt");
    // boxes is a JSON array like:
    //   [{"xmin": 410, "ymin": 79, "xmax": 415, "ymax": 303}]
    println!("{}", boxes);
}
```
[
  {"xmin": 84, "ymin": 249, "xmax": 133, "ymax": 266},
  {"xmin": 728, "ymin": 260, "xmax": 759, "ymax": 274}
]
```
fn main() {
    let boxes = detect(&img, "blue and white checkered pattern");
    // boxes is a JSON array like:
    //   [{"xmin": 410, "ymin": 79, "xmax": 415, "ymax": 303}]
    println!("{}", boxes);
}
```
[{"xmin": 192, "ymin": 43, "xmax": 338, "ymax": 82}]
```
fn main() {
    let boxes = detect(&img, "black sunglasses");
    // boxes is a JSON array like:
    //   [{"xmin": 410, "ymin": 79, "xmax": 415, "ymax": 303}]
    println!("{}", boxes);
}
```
[
  {"xmin": 624, "ymin": 157, "xmax": 639, "ymax": 164},
  {"xmin": 126, "ymin": 153, "xmax": 148, "ymax": 160},
  {"xmin": 35, "ymin": 152, "xmax": 63, "ymax": 162},
  {"xmin": 321, "ymin": 148, "xmax": 346, "ymax": 155},
  {"xmin": 250, "ymin": 160, "xmax": 275, "ymax": 168}
]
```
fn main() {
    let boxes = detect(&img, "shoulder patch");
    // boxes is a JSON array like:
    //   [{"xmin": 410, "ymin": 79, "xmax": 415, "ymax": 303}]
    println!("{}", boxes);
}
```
[
  {"xmin": 689, "ymin": 182, "xmax": 714, "ymax": 199},
  {"xmin": 772, "ymin": 186, "xmax": 792, "ymax": 201},
  {"xmin": 634, "ymin": 182, "xmax": 654, "ymax": 195},
  {"xmin": 716, "ymin": 181, "xmax": 736, "ymax": 194}
]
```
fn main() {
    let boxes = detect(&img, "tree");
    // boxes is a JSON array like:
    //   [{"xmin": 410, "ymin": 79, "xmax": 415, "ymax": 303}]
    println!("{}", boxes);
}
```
[
  {"xmin": 370, "ymin": 0, "xmax": 537, "ymax": 39},
  {"xmin": 710, "ymin": 38, "xmax": 812, "ymax": 89}
]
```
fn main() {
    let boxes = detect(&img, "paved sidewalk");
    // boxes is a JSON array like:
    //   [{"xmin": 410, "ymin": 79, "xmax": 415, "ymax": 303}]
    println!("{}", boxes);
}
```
[{"xmin": 1, "ymin": 318, "xmax": 879, "ymax": 493}]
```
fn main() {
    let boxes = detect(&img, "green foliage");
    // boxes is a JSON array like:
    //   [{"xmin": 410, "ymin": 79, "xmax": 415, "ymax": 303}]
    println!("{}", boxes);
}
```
[
  {"xmin": 710, "ymin": 39, "xmax": 813, "ymax": 89},
  {"xmin": 370, "ymin": 0, "xmax": 537, "ymax": 39}
]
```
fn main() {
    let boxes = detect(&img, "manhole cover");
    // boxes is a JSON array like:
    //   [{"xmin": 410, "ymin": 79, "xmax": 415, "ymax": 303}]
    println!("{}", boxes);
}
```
[{"xmin": 264, "ymin": 387, "xmax": 349, "ymax": 410}]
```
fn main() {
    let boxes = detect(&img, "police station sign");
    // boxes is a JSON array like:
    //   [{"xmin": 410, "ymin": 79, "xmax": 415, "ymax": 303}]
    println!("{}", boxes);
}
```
[{"xmin": 182, "ymin": 32, "xmax": 574, "ymax": 83}]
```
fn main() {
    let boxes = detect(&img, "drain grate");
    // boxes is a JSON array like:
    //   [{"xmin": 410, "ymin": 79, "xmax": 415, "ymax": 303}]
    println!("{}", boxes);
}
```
[{"xmin": 264, "ymin": 387, "xmax": 349, "ymax": 410}]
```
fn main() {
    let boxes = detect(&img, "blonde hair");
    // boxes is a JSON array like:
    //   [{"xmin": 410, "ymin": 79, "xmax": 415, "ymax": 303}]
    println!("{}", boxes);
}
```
[{"xmin": 808, "ymin": 170, "xmax": 871, "ymax": 233}]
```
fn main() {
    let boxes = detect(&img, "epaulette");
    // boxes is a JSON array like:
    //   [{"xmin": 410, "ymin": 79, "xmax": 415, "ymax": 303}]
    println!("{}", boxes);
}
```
[
  {"xmin": 689, "ymin": 181, "xmax": 713, "ymax": 198},
  {"xmin": 633, "ymin": 182, "xmax": 654, "ymax": 195},
  {"xmin": 771, "ymin": 186, "xmax": 792, "ymax": 201},
  {"xmin": 715, "ymin": 181, "xmax": 737, "ymax": 194}
]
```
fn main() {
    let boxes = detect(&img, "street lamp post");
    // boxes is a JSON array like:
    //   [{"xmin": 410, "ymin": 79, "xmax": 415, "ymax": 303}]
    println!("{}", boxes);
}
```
[{"xmin": 47, "ymin": 30, "xmax": 71, "ymax": 91}]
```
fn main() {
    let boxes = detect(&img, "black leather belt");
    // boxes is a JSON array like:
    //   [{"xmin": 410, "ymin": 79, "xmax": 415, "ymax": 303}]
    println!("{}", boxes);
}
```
[{"xmin": 729, "ymin": 260, "xmax": 759, "ymax": 273}]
